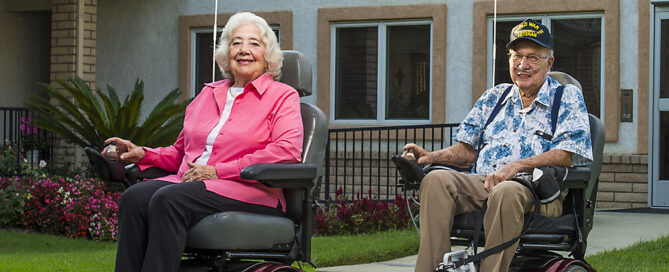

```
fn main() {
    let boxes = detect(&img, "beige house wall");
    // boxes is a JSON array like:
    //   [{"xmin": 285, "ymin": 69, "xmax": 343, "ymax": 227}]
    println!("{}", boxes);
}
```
[
  {"xmin": 36, "ymin": 0, "xmax": 654, "ymax": 207},
  {"xmin": 0, "ymin": 4, "xmax": 50, "ymax": 107}
]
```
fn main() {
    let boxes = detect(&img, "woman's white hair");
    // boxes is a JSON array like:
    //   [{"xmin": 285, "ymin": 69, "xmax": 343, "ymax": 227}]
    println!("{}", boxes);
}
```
[{"xmin": 214, "ymin": 12, "xmax": 283, "ymax": 81}]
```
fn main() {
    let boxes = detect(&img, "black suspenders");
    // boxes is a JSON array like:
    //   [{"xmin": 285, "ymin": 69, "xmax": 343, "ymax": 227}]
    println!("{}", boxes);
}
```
[{"xmin": 471, "ymin": 84, "xmax": 565, "ymax": 173}]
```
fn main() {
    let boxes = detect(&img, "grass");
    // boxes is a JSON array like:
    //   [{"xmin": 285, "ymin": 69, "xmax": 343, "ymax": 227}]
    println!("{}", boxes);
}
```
[
  {"xmin": 586, "ymin": 235, "xmax": 669, "ymax": 271},
  {"xmin": 0, "ymin": 228, "xmax": 419, "ymax": 271},
  {"xmin": 2, "ymin": 228, "xmax": 668, "ymax": 271},
  {"xmin": 311, "ymin": 229, "xmax": 419, "ymax": 267},
  {"xmin": 0, "ymin": 229, "xmax": 117, "ymax": 272}
]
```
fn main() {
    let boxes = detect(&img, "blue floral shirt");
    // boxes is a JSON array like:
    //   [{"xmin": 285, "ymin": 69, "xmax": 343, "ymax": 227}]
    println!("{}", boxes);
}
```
[{"xmin": 455, "ymin": 76, "xmax": 593, "ymax": 176}]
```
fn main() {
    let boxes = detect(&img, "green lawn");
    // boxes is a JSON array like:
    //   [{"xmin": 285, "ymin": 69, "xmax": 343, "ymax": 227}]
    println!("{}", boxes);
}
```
[
  {"xmin": 586, "ymin": 235, "xmax": 669, "ymax": 272},
  {"xmin": 0, "ymin": 230, "xmax": 117, "ymax": 272},
  {"xmin": 311, "ymin": 229, "xmax": 419, "ymax": 267},
  {"xmin": 0, "ymin": 229, "xmax": 418, "ymax": 271},
  {"xmin": 2, "ymin": 228, "xmax": 668, "ymax": 271}
]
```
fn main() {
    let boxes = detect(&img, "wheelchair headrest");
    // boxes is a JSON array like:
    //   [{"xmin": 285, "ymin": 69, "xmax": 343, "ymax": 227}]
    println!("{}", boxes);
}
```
[
  {"xmin": 279, "ymin": 50, "xmax": 312, "ymax": 97},
  {"xmin": 547, "ymin": 71, "xmax": 583, "ymax": 92}
]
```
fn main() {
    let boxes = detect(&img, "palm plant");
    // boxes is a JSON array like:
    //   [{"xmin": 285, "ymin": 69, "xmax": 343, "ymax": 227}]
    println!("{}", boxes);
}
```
[{"xmin": 26, "ymin": 77, "xmax": 191, "ymax": 151}]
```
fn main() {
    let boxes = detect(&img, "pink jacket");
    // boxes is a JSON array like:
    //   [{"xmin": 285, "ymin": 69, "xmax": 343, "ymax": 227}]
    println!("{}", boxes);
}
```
[{"xmin": 138, "ymin": 73, "xmax": 304, "ymax": 211}]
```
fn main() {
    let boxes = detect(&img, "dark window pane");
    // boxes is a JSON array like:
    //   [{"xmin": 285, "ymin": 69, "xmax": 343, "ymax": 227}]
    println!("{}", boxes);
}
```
[
  {"xmin": 661, "ymin": 111, "xmax": 669, "ymax": 179},
  {"xmin": 551, "ymin": 18, "xmax": 602, "ymax": 117},
  {"xmin": 272, "ymin": 27, "xmax": 280, "ymax": 43},
  {"xmin": 195, "ymin": 31, "xmax": 223, "ymax": 96},
  {"xmin": 660, "ymin": 19, "xmax": 669, "ymax": 180},
  {"xmin": 661, "ymin": 19, "xmax": 669, "ymax": 98},
  {"xmin": 386, "ymin": 25, "xmax": 430, "ymax": 120},
  {"xmin": 493, "ymin": 20, "xmax": 524, "ymax": 87},
  {"xmin": 335, "ymin": 27, "xmax": 378, "ymax": 119}
]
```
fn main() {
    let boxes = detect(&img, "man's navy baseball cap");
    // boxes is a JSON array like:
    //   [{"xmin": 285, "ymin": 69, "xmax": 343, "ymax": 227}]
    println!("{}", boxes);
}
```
[{"xmin": 506, "ymin": 19, "xmax": 553, "ymax": 49}]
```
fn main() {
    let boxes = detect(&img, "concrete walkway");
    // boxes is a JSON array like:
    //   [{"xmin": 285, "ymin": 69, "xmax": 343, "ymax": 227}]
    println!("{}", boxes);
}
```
[{"xmin": 319, "ymin": 209, "xmax": 669, "ymax": 272}]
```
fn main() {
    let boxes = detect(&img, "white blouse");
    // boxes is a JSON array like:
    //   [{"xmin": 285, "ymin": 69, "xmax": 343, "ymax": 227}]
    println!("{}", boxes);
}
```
[{"xmin": 194, "ymin": 86, "xmax": 244, "ymax": 165}]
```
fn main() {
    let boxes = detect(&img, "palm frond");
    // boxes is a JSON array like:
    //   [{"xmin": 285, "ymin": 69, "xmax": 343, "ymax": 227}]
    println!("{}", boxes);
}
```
[{"xmin": 25, "ymin": 76, "xmax": 188, "ymax": 151}]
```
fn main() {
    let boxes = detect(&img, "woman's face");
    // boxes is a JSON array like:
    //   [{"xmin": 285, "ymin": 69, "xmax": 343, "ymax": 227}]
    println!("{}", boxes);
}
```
[{"xmin": 228, "ymin": 23, "xmax": 267, "ymax": 87}]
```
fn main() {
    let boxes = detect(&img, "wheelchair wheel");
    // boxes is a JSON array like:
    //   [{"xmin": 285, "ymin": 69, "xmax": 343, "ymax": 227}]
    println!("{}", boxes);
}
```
[{"xmin": 563, "ymin": 264, "xmax": 588, "ymax": 272}]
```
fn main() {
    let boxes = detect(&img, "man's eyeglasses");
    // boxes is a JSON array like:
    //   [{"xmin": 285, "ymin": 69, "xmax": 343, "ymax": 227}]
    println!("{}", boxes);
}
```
[{"xmin": 508, "ymin": 52, "xmax": 550, "ymax": 66}]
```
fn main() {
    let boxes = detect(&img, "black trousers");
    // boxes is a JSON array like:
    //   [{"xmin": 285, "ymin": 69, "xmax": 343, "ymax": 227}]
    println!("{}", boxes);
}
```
[{"xmin": 115, "ymin": 180, "xmax": 283, "ymax": 272}]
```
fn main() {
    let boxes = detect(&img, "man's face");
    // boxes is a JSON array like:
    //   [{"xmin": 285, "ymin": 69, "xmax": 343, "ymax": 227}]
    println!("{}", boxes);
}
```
[{"xmin": 508, "ymin": 40, "xmax": 554, "ymax": 93}]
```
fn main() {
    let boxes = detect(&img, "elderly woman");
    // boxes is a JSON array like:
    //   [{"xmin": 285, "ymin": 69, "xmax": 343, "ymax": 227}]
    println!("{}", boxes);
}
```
[{"xmin": 107, "ymin": 12, "xmax": 303, "ymax": 272}]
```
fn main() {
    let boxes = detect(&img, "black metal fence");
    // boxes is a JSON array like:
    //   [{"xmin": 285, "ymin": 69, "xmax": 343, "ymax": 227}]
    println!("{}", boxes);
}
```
[
  {"xmin": 323, "ymin": 123, "xmax": 460, "ymax": 201},
  {"xmin": 1, "ymin": 107, "xmax": 54, "ymax": 175}
]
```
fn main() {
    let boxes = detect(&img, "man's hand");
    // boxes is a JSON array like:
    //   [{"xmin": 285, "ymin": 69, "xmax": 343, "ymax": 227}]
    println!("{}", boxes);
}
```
[
  {"xmin": 402, "ymin": 144, "xmax": 433, "ymax": 165},
  {"xmin": 483, "ymin": 149, "xmax": 573, "ymax": 191},
  {"xmin": 484, "ymin": 162, "xmax": 520, "ymax": 192},
  {"xmin": 103, "ymin": 137, "xmax": 145, "ymax": 164},
  {"xmin": 181, "ymin": 162, "xmax": 218, "ymax": 182}
]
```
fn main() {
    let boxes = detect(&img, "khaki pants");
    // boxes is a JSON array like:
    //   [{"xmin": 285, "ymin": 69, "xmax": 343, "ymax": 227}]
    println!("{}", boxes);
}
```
[{"xmin": 414, "ymin": 170, "xmax": 562, "ymax": 272}]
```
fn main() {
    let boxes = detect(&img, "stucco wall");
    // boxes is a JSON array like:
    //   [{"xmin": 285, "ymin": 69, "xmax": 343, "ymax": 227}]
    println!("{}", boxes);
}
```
[
  {"xmin": 96, "ymin": 0, "xmax": 181, "ymax": 116},
  {"xmin": 0, "ymin": 5, "xmax": 50, "ymax": 107},
  {"xmin": 607, "ymin": 0, "xmax": 640, "ymax": 153},
  {"xmin": 95, "ymin": 0, "xmax": 641, "ymax": 154}
]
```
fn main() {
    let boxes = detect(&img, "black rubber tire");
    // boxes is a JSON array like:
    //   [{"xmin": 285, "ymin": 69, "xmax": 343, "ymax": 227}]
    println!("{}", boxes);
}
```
[{"xmin": 564, "ymin": 264, "xmax": 588, "ymax": 272}]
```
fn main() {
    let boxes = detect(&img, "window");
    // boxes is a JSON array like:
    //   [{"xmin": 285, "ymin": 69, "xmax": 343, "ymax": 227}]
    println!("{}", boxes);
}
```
[
  {"xmin": 191, "ymin": 26, "xmax": 280, "ymax": 97},
  {"xmin": 331, "ymin": 21, "xmax": 432, "ymax": 124},
  {"xmin": 487, "ymin": 14, "xmax": 603, "ymax": 117}
]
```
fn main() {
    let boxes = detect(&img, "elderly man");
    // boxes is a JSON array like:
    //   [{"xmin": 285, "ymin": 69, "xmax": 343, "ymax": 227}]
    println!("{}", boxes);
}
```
[{"xmin": 405, "ymin": 19, "xmax": 592, "ymax": 272}]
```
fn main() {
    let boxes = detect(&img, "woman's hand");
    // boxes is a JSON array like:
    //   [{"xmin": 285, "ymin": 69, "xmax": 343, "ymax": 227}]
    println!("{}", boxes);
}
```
[
  {"xmin": 402, "ymin": 144, "xmax": 432, "ymax": 165},
  {"xmin": 103, "ymin": 137, "xmax": 145, "ymax": 164},
  {"xmin": 181, "ymin": 162, "xmax": 218, "ymax": 182}
]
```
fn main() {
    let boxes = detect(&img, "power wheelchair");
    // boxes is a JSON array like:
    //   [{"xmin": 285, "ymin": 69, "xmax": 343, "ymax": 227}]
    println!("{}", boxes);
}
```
[
  {"xmin": 85, "ymin": 50, "xmax": 328, "ymax": 272},
  {"xmin": 396, "ymin": 72, "xmax": 604, "ymax": 272}
]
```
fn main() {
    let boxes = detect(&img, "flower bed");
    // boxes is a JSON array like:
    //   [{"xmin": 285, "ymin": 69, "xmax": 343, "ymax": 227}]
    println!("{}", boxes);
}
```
[
  {"xmin": 316, "ymin": 187, "xmax": 419, "ymax": 236},
  {"xmin": 2, "ymin": 164, "xmax": 418, "ymax": 240},
  {"xmin": 0, "ymin": 175, "xmax": 120, "ymax": 241}
]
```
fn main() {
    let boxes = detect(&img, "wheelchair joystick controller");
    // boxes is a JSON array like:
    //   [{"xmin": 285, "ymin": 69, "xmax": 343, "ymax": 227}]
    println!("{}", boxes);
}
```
[{"xmin": 105, "ymin": 141, "xmax": 118, "ymax": 161}]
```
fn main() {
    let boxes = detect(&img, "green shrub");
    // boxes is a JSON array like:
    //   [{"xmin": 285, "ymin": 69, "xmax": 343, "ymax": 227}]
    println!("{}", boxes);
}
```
[
  {"xmin": 26, "ymin": 76, "xmax": 191, "ymax": 150},
  {"xmin": 316, "ymin": 187, "xmax": 419, "ymax": 236},
  {"xmin": 0, "ymin": 144, "xmax": 25, "ymax": 177},
  {"xmin": 0, "ymin": 178, "xmax": 26, "ymax": 227}
]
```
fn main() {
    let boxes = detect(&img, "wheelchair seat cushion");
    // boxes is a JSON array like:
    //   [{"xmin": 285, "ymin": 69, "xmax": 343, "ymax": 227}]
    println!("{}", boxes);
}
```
[
  {"xmin": 186, "ymin": 211, "xmax": 295, "ymax": 251},
  {"xmin": 451, "ymin": 211, "xmax": 577, "ymax": 240},
  {"xmin": 526, "ymin": 213, "xmax": 576, "ymax": 234}
]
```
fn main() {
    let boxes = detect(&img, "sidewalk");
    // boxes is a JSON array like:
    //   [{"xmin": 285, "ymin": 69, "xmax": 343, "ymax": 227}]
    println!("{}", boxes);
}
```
[{"xmin": 318, "ymin": 209, "xmax": 669, "ymax": 272}]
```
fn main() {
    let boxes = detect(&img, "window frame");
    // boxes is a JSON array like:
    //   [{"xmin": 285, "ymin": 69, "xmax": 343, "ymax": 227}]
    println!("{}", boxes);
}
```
[
  {"xmin": 190, "ymin": 27, "xmax": 214, "ymax": 98},
  {"xmin": 190, "ymin": 25, "xmax": 281, "ymax": 98},
  {"xmin": 178, "ymin": 12, "xmax": 292, "ymax": 101},
  {"xmin": 485, "ymin": 13, "xmax": 605, "ymax": 118},
  {"xmin": 329, "ymin": 20, "xmax": 434, "ymax": 125},
  {"xmin": 472, "ymin": 0, "xmax": 620, "ymax": 142}
]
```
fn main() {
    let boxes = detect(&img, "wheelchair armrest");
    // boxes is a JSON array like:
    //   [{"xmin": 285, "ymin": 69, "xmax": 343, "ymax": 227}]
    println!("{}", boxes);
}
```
[
  {"xmin": 240, "ymin": 163, "xmax": 317, "ymax": 188},
  {"xmin": 84, "ymin": 147, "xmax": 126, "ymax": 183},
  {"xmin": 562, "ymin": 166, "xmax": 591, "ymax": 189},
  {"xmin": 391, "ymin": 155, "xmax": 425, "ymax": 185},
  {"xmin": 124, "ymin": 164, "xmax": 175, "ymax": 180}
]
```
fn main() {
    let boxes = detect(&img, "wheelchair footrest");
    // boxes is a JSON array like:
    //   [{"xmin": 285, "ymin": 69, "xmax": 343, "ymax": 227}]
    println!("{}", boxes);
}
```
[
  {"xmin": 225, "ymin": 252, "xmax": 289, "ymax": 260},
  {"xmin": 436, "ymin": 250, "xmax": 477, "ymax": 272}
]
